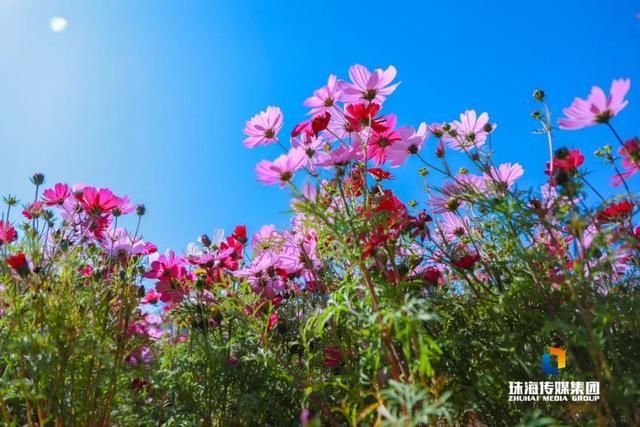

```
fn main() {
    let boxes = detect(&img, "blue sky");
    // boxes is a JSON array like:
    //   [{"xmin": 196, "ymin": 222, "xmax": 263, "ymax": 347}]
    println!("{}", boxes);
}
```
[{"xmin": 1, "ymin": 0, "xmax": 639, "ymax": 251}]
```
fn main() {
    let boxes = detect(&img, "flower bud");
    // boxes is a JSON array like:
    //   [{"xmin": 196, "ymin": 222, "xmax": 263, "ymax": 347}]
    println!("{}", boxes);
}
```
[
  {"xmin": 30, "ymin": 173, "xmax": 45, "ymax": 186},
  {"xmin": 3, "ymin": 195, "xmax": 18, "ymax": 207},
  {"xmin": 483, "ymin": 123, "xmax": 494, "ymax": 133},
  {"xmin": 200, "ymin": 234, "xmax": 212, "ymax": 247},
  {"xmin": 531, "ymin": 111, "xmax": 542, "ymax": 120},
  {"xmin": 533, "ymin": 89, "xmax": 545, "ymax": 102},
  {"xmin": 135, "ymin": 204, "xmax": 146, "ymax": 216},
  {"xmin": 418, "ymin": 167, "xmax": 429, "ymax": 177}
]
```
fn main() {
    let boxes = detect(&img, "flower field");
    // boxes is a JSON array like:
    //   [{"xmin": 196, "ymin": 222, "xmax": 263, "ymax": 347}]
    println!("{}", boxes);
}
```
[{"xmin": 0, "ymin": 65, "xmax": 638, "ymax": 426}]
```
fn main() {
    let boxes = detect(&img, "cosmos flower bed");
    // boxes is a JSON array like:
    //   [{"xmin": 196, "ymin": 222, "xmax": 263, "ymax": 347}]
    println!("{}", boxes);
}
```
[{"xmin": 0, "ymin": 66, "xmax": 638, "ymax": 426}]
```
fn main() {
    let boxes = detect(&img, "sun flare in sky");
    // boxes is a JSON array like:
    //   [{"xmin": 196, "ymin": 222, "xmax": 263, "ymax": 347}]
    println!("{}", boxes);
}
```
[{"xmin": 49, "ymin": 16, "xmax": 67, "ymax": 32}]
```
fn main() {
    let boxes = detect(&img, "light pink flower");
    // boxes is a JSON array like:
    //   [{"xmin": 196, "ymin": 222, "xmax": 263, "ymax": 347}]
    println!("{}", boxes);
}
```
[
  {"xmin": 484, "ymin": 162, "xmax": 524, "ymax": 190},
  {"xmin": 251, "ymin": 225, "xmax": 282, "ymax": 252},
  {"xmin": 558, "ymin": 78, "xmax": 630, "ymax": 130},
  {"xmin": 304, "ymin": 74, "xmax": 344, "ymax": 115},
  {"xmin": 321, "ymin": 140, "xmax": 364, "ymax": 167},
  {"xmin": 343, "ymin": 64, "xmax": 399, "ymax": 104},
  {"xmin": 448, "ymin": 110, "xmax": 491, "ymax": 151},
  {"xmin": 292, "ymin": 135, "xmax": 331, "ymax": 173},
  {"xmin": 256, "ymin": 147, "xmax": 306, "ymax": 187},
  {"xmin": 243, "ymin": 106, "xmax": 284, "ymax": 148},
  {"xmin": 388, "ymin": 122, "xmax": 428, "ymax": 167},
  {"xmin": 612, "ymin": 137, "xmax": 639, "ymax": 186},
  {"xmin": 438, "ymin": 213, "xmax": 471, "ymax": 241}
]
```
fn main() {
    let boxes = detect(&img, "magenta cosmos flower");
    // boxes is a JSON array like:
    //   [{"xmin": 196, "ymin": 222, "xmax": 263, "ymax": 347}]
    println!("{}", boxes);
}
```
[
  {"xmin": 79, "ymin": 187, "xmax": 123, "ymax": 216},
  {"xmin": 0, "ymin": 220, "xmax": 17, "ymax": 246},
  {"xmin": 42, "ymin": 183, "xmax": 71, "ymax": 206},
  {"xmin": 343, "ymin": 64, "xmax": 399, "ymax": 104},
  {"xmin": 558, "ymin": 78, "xmax": 630, "ymax": 130},
  {"xmin": 448, "ymin": 110, "xmax": 492, "ymax": 151},
  {"xmin": 243, "ymin": 106, "xmax": 284, "ymax": 148},
  {"xmin": 256, "ymin": 147, "xmax": 306, "ymax": 187},
  {"xmin": 304, "ymin": 74, "xmax": 344, "ymax": 116}
]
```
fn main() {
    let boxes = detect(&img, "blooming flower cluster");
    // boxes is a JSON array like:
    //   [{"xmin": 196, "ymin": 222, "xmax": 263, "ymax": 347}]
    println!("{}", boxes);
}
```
[{"xmin": 1, "ymin": 66, "xmax": 638, "ymax": 426}]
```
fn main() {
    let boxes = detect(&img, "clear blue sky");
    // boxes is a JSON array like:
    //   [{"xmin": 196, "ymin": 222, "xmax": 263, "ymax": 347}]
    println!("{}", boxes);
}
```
[{"xmin": 1, "ymin": 1, "xmax": 639, "ymax": 252}]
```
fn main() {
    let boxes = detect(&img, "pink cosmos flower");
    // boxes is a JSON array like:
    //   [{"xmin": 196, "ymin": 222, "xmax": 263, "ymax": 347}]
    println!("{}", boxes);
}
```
[
  {"xmin": 612, "ymin": 137, "xmax": 640, "ymax": 186},
  {"xmin": 255, "ymin": 147, "xmax": 306, "ymax": 187},
  {"xmin": 438, "ymin": 213, "xmax": 471, "ymax": 241},
  {"xmin": 0, "ymin": 221, "xmax": 17, "ymax": 246},
  {"xmin": 141, "ymin": 289, "xmax": 162, "ymax": 305},
  {"xmin": 102, "ymin": 228, "xmax": 157, "ymax": 257},
  {"xmin": 388, "ymin": 122, "xmax": 428, "ymax": 167},
  {"xmin": 243, "ymin": 106, "xmax": 284, "ymax": 148},
  {"xmin": 251, "ymin": 225, "xmax": 281, "ymax": 252},
  {"xmin": 321, "ymin": 140, "xmax": 364, "ymax": 167},
  {"xmin": 558, "ymin": 78, "xmax": 631, "ymax": 129},
  {"xmin": 234, "ymin": 251, "xmax": 287, "ymax": 299},
  {"xmin": 428, "ymin": 122, "xmax": 447, "ymax": 138},
  {"xmin": 484, "ymin": 162, "xmax": 524, "ymax": 190},
  {"xmin": 448, "ymin": 110, "xmax": 491, "ymax": 150},
  {"xmin": 144, "ymin": 251, "xmax": 189, "ymax": 303},
  {"xmin": 292, "ymin": 135, "xmax": 331, "ymax": 173},
  {"xmin": 42, "ymin": 183, "xmax": 71, "ymax": 206},
  {"xmin": 343, "ymin": 64, "xmax": 399, "ymax": 104},
  {"xmin": 304, "ymin": 74, "xmax": 344, "ymax": 115}
]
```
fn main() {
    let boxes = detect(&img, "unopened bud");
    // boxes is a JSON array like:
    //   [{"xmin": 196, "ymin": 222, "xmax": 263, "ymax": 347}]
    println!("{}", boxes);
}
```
[{"xmin": 30, "ymin": 173, "xmax": 45, "ymax": 186}]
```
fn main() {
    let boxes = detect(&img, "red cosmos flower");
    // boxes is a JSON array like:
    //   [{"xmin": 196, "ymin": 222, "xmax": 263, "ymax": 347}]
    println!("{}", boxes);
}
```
[
  {"xmin": 345, "ymin": 103, "xmax": 387, "ymax": 133},
  {"xmin": 406, "ymin": 211, "xmax": 432, "ymax": 241},
  {"xmin": 423, "ymin": 266, "xmax": 442, "ymax": 285},
  {"xmin": 0, "ymin": 221, "xmax": 17, "ymax": 245},
  {"xmin": 362, "ymin": 226, "xmax": 390, "ymax": 258},
  {"xmin": 79, "ymin": 187, "xmax": 122, "ymax": 216},
  {"xmin": 323, "ymin": 346, "xmax": 342, "ymax": 368},
  {"xmin": 374, "ymin": 190, "xmax": 408, "ymax": 224},
  {"xmin": 311, "ymin": 112, "xmax": 331, "ymax": 136},
  {"xmin": 42, "ymin": 183, "xmax": 71, "ymax": 206},
  {"xmin": 345, "ymin": 169, "xmax": 365, "ymax": 197},
  {"xmin": 232, "ymin": 225, "xmax": 248, "ymax": 244},
  {"xmin": 596, "ymin": 200, "xmax": 634, "ymax": 223},
  {"xmin": 267, "ymin": 311, "xmax": 279, "ymax": 331},
  {"xmin": 7, "ymin": 252, "xmax": 30, "ymax": 276},
  {"xmin": 22, "ymin": 201, "xmax": 45, "ymax": 220},
  {"xmin": 450, "ymin": 247, "xmax": 480, "ymax": 269},
  {"xmin": 78, "ymin": 265, "xmax": 93, "ymax": 277},
  {"xmin": 292, "ymin": 119, "xmax": 313, "ymax": 138},
  {"xmin": 367, "ymin": 168, "xmax": 392, "ymax": 181},
  {"xmin": 546, "ymin": 149, "xmax": 585, "ymax": 174}
]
